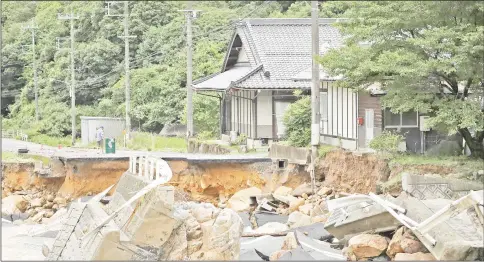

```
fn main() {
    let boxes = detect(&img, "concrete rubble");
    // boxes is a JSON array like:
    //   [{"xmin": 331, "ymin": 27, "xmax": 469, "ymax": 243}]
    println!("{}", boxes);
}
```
[{"xmin": 44, "ymin": 171, "xmax": 244, "ymax": 260}]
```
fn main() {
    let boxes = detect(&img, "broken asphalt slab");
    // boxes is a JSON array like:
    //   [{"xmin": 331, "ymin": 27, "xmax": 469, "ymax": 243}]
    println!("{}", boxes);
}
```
[
  {"xmin": 399, "ymin": 192, "xmax": 484, "ymax": 260},
  {"xmin": 240, "ymin": 235, "xmax": 285, "ymax": 256},
  {"xmin": 295, "ymin": 230, "xmax": 346, "ymax": 260},
  {"xmin": 287, "ymin": 222, "xmax": 332, "ymax": 241},
  {"xmin": 255, "ymin": 212, "xmax": 288, "ymax": 227}
]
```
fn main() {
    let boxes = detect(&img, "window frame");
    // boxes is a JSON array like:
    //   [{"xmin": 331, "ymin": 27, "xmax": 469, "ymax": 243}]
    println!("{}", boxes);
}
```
[{"xmin": 383, "ymin": 108, "xmax": 419, "ymax": 129}]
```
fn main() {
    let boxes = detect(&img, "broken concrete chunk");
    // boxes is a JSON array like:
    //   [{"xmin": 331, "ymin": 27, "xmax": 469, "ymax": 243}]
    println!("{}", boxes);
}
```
[
  {"xmin": 394, "ymin": 252, "xmax": 436, "ymax": 261},
  {"xmin": 402, "ymin": 173, "xmax": 484, "ymax": 200},
  {"xmin": 227, "ymin": 187, "xmax": 262, "ymax": 212},
  {"xmin": 288, "ymin": 198, "xmax": 305, "ymax": 212},
  {"xmin": 281, "ymin": 232, "xmax": 298, "ymax": 250},
  {"xmin": 317, "ymin": 187, "xmax": 333, "ymax": 197},
  {"xmin": 399, "ymin": 192, "xmax": 484, "ymax": 261},
  {"xmin": 274, "ymin": 186, "xmax": 293, "ymax": 196},
  {"xmin": 292, "ymin": 183, "xmax": 313, "ymax": 197},
  {"xmin": 250, "ymin": 222, "xmax": 289, "ymax": 234},
  {"xmin": 255, "ymin": 213, "xmax": 288, "ymax": 227},
  {"xmin": 287, "ymin": 211, "xmax": 312, "ymax": 229},
  {"xmin": 273, "ymin": 194, "xmax": 298, "ymax": 205},
  {"xmin": 287, "ymin": 223, "xmax": 332, "ymax": 241},
  {"xmin": 298, "ymin": 204, "xmax": 313, "ymax": 216},
  {"xmin": 324, "ymin": 195, "xmax": 402, "ymax": 239},
  {"xmin": 347, "ymin": 234, "xmax": 389, "ymax": 260}
]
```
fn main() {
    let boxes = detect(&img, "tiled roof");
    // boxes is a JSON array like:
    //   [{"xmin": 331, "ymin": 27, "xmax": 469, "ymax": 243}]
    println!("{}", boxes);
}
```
[
  {"xmin": 233, "ymin": 18, "xmax": 345, "ymax": 89},
  {"xmin": 193, "ymin": 18, "xmax": 346, "ymax": 91}
]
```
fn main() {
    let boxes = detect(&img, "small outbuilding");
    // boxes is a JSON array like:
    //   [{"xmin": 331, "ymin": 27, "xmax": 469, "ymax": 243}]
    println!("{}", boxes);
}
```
[{"xmin": 80, "ymin": 116, "xmax": 125, "ymax": 145}]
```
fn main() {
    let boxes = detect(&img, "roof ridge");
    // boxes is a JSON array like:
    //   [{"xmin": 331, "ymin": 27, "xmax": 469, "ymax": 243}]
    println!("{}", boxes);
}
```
[
  {"xmin": 231, "ymin": 64, "xmax": 264, "ymax": 87},
  {"xmin": 243, "ymin": 18, "xmax": 348, "ymax": 25}
]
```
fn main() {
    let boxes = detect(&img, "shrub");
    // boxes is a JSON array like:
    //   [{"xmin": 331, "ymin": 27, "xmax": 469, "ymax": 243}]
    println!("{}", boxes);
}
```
[
  {"xmin": 235, "ymin": 133, "xmax": 248, "ymax": 145},
  {"xmin": 369, "ymin": 130, "xmax": 405, "ymax": 154},
  {"xmin": 283, "ymin": 96, "xmax": 311, "ymax": 147}
]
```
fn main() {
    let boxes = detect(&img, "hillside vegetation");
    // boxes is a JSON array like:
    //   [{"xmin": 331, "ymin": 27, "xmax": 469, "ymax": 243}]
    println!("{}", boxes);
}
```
[{"xmin": 1, "ymin": 1, "xmax": 347, "ymax": 139}]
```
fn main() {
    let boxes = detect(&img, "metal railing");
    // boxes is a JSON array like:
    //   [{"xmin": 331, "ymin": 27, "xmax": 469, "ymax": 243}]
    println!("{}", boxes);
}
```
[
  {"xmin": 129, "ymin": 155, "xmax": 173, "ymax": 183},
  {"xmin": 2, "ymin": 129, "xmax": 28, "ymax": 141}
]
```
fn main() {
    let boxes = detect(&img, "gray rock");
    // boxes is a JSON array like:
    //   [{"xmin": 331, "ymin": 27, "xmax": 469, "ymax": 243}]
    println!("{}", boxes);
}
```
[{"xmin": 292, "ymin": 183, "xmax": 313, "ymax": 197}]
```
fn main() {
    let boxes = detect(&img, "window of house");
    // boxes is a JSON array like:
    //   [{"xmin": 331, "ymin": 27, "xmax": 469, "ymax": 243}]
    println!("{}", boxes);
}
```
[{"xmin": 384, "ymin": 108, "xmax": 419, "ymax": 128}]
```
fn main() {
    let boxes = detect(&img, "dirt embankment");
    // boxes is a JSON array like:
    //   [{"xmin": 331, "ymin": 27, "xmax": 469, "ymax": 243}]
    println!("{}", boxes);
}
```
[
  {"xmin": 167, "ymin": 161, "xmax": 310, "ymax": 205},
  {"xmin": 2, "ymin": 162, "xmax": 65, "ymax": 198},
  {"xmin": 316, "ymin": 150, "xmax": 390, "ymax": 194}
]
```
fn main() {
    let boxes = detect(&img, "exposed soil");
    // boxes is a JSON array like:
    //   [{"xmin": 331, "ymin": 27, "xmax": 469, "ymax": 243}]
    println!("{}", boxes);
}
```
[
  {"xmin": 316, "ymin": 150, "xmax": 391, "ymax": 194},
  {"xmin": 57, "ymin": 159, "xmax": 129, "ymax": 198},
  {"xmin": 2, "ymin": 163, "xmax": 64, "ymax": 198}
]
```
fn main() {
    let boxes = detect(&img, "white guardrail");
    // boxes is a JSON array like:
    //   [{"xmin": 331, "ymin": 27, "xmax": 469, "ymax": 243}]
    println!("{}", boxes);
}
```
[
  {"xmin": 129, "ymin": 155, "xmax": 173, "ymax": 183},
  {"xmin": 2, "ymin": 129, "xmax": 28, "ymax": 140}
]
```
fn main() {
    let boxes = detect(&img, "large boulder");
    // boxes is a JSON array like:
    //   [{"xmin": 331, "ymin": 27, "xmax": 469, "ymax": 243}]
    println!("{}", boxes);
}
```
[
  {"xmin": 2, "ymin": 195, "xmax": 30, "ymax": 221},
  {"xmin": 387, "ymin": 227, "xmax": 427, "ymax": 258},
  {"xmin": 348, "ymin": 234, "xmax": 389, "ymax": 260},
  {"xmin": 287, "ymin": 211, "xmax": 312, "ymax": 229},
  {"xmin": 2, "ymin": 195, "xmax": 29, "ymax": 213},
  {"xmin": 227, "ymin": 187, "xmax": 262, "ymax": 212}
]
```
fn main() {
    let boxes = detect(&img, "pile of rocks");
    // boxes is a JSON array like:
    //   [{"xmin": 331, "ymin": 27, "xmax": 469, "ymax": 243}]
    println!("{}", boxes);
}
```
[
  {"xmin": 343, "ymin": 228, "xmax": 435, "ymax": 261},
  {"xmin": 2, "ymin": 190, "xmax": 70, "ymax": 224}
]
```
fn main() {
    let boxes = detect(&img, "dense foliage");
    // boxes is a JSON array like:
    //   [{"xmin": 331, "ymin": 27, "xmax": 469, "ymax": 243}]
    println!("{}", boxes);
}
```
[
  {"xmin": 369, "ymin": 130, "xmax": 405, "ymax": 154},
  {"xmin": 319, "ymin": 1, "xmax": 484, "ymax": 158},
  {"xmin": 283, "ymin": 96, "xmax": 311, "ymax": 147}
]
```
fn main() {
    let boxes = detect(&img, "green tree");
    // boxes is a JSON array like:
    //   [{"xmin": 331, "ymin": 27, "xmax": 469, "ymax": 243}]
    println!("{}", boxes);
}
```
[
  {"xmin": 283, "ymin": 96, "xmax": 311, "ymax": 147},
  {"xmin": 319, "ymin": 1, "xmax": 484, "ymax": 159}
]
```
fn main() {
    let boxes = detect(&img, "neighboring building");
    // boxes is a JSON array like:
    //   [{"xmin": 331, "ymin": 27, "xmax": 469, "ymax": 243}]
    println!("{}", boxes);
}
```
[
  {"xmin": 193, "ymin": 18, "xmax": 465, "ymax": 153},
  {"xmin": 80, "ymin": 116, "xmax": 125, "ymax": 145}
]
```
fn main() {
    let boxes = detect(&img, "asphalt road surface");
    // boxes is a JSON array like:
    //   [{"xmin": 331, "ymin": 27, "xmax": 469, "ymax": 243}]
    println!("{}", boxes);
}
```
[{"xmin": 1, "ymin": 138, "xmax": 270, "ymax": 162}]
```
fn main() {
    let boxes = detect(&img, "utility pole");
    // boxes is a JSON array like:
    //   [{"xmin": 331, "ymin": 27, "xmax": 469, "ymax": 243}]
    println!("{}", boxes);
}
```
[
  {"xmin": 22, "ymin": 20, "xmax": 39, "ymax": 122},
  {"xmin": 58, "ymin": 9, "xmax": 79, "ymax": 146},
  {"xmin": 310, "ymin": 1, "xmax": 320, "ymax": 194},
  {"xmin": 179, "ymin": 2, "xmax": 200, "ymax": 140},
  {"xmin": 106, "ymin": 1, "xmax": 135, "ymax": 139}
]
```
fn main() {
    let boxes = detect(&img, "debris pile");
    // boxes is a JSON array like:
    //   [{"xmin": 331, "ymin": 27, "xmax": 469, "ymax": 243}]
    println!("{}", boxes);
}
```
[
  {"xmin": 2, "ymin": 190, "xmax": 71, "ymax": 223},
  {"xmin": 44, "ymin": 171, "xmax": 244, "ymax": 260},
  {"xmin": 229, "ymin": 171, "xmax": 484, "ymax": 261}
]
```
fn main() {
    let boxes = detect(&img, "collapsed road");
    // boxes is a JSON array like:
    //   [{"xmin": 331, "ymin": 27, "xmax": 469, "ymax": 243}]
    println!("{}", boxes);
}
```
[{"xmin": 2, "ymin": 142, "xmax": 484, "ymax": 260}]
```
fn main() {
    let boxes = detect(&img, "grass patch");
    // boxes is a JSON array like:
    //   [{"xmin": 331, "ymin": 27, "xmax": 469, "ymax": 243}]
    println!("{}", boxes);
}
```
[
  {"xmin": 389, "ymin": 154, "xmax": 483, "ymax": 168},
  {"xmin": 27, "ymin": 134, "xmax": 73, "ymax": 147},
  {"xmin": 1, "ymin": 152, "xmax": 50, "ymax": 164},
  {"xmin": 124, "ymin": 132, "xmax": 187, "ymax": 152},
  {"xmin": 318, "ymin": 144, "xmax": 336, "ymax": 158}
]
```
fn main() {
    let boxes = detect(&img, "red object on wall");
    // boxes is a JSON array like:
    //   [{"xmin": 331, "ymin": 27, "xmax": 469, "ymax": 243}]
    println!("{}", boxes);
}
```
[{"xmin": 357, "ymin": 117, "xmax": 364, "ymax": 126}]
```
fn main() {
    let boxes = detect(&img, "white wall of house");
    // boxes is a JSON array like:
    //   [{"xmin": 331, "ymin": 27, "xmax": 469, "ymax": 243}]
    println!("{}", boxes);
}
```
[
  {"xmin": 321, "ymin": 81, "xmax": 358, "ymax": 142},
  {"xmin": 275, "ymin": 100, "xmax": 292, "ymax": 139},
  {"xmin": 257, "ymin": 90, "xmax": 272, "ymax": 139}
]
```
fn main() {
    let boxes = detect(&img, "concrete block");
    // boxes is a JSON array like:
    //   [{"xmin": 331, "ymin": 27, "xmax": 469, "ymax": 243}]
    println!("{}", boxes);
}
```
[
  {"xmin": 399, "ymin": 193, "xmax": 484, "ymax": 260},
  {"xmin": 269, "ymin": 144, "xmax": 311, "ymax": 165},
  {"xmin": 324, "ymin": 196, "xmax": 402, "ymax": 239},
  {"xmin": 402, "ymin": 173, "xmax": 484, "ymax": 200}
]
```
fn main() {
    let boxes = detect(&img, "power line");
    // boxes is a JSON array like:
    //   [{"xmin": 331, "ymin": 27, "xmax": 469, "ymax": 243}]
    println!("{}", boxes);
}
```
[{"xmin": 58, "ymin": 9, "xmax": 79, "ymax": 145}]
